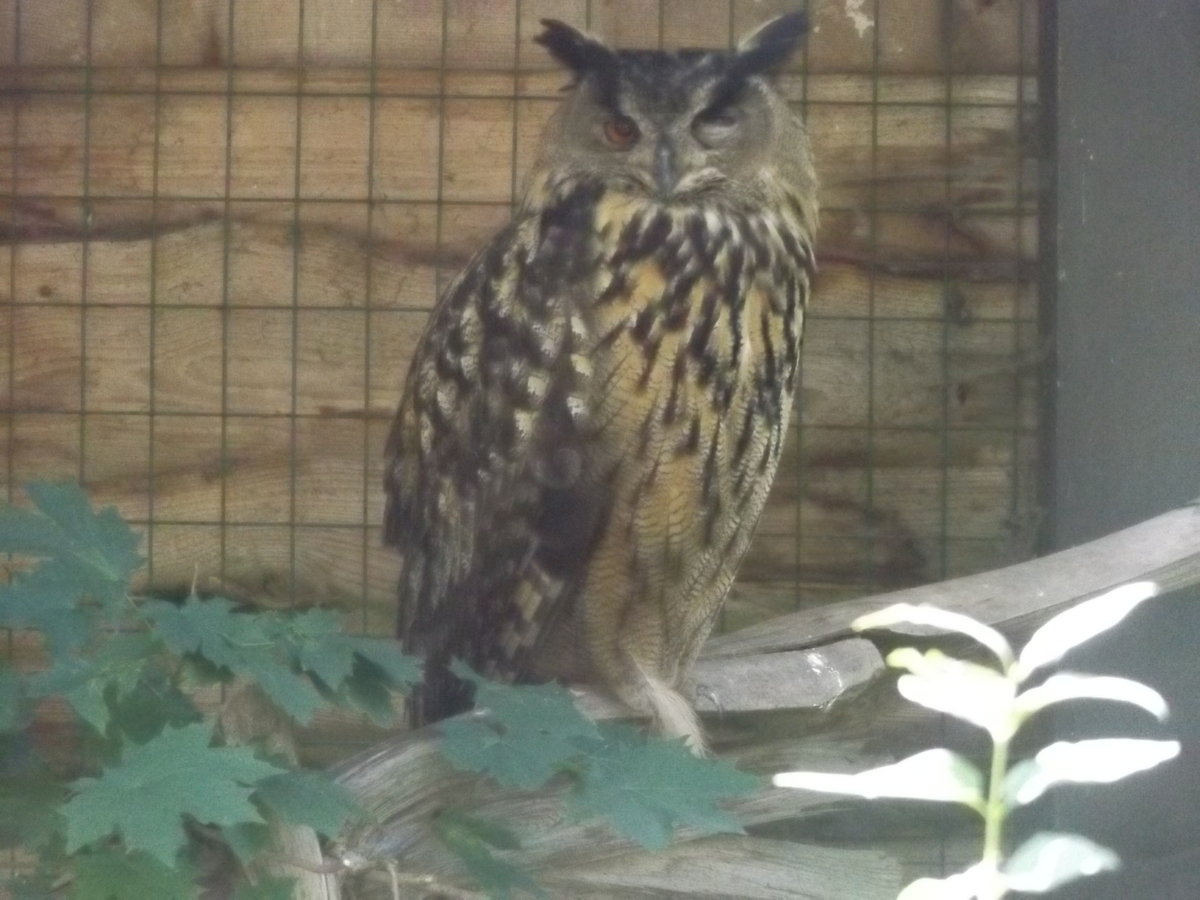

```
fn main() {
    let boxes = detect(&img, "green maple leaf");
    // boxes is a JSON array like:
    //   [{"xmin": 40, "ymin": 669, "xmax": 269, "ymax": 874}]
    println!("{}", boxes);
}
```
[
  {"xmin": 340, "ymin": 635, "xmax": 422, "ymax": 687},
  {"xmin": 438, "ymin": 664, "xmax": 600, "ymax": 789},
  {"xmin": 63, "ymin": 722, "xmax": 286, "ymax": 865},
  {"xmin": 569, "ymin": 727, "xmax": 759, "ymax": 849},
  {"xmin": 107, "ymin": 669, "xmax": 201, "ymax": 744},
  {"xmin": 143, "ymin": 596, "xmax": 415, "ymax": 726},
  {"xmin": 220, "ymin": 821, "xmax": 273, "ymax": 866},
  {"xmin": 0, "ymin": 563, "xmax": 95, "ymax": 654},
  {"xmin": 275, "ymin": 607, "xmax": 421, "ymax": 692},
  {"xmin": 337, "ymin": 656, "xmax": 408, "ymax": 726},
  {"xmin": 142, "ymin": 595, "xmax": 272, "ymax": 671},
  {"xmin": 29, "ymin": 657, "xmax": 112, "ymax": 736},
  {"xmin": 0, "ymin": 767, "xmax": 66, "ymax": 850},
  {"xmin": 253, "ymin": 770, "xmax": 360, "ymax": 837},
  {"xmin": 436, "ymin": 809, "xmax": 543, "ymax": 900},
  {"xmin": 223, "ymin": 773, "xmax": 360, "ymax": 867},
  {"xmin": 329, "ymin": 648, "xmax": 420, "ymax": 727},
  {"xmin": 0, "ymin": 482, "xmax": 142, "ymax": 604},
  {"xmin": 29, "ymin": 633, "xmax": 159, "ymax": 735},
  {"xmin": 142, "ymin": 597, "xmax": 325, "ymax": 723},
  {"xmin": 0, "ymin": 666, "xmax": 22, "ymax": 732},
  {"xmin": 276, "ymin": 608, "xmax": 357, "ymax": 686},
  {"xmin": 72, "ymin": 847, "xmax": 195, "ymax": 900}
]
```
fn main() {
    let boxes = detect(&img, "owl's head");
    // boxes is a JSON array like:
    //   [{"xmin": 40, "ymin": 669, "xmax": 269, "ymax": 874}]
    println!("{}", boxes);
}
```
[{"xmin": 531, "ymin": 13, "xmax": 815, "ymax": 212}]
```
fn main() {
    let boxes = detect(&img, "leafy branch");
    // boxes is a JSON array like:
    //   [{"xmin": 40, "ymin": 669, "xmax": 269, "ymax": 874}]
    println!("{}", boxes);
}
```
[
  {"xmin": 1, "ymin": 482, "xmax": 419, "ymax": 896},
  {"xmin": 1, "ymin": 484, "xmax": 760, "ymax": 899},
  {"xmin": 773, "ymin": 582, "xmax": 1180, "ymax": 900},
  {"xmin": 432, "ymin": 664, "xmax": 759, "ymax": 897}
]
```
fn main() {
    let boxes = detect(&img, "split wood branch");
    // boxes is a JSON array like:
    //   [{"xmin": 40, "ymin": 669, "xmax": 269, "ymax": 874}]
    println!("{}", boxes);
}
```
[{"xmin": 277, "ymin": 503, "xmax": 1200, "ymax": 898}]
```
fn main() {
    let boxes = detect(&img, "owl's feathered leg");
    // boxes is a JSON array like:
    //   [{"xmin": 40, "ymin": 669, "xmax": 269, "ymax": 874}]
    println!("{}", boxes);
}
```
[
  {"xmin": 581, "ymin": 566, "xmax": 708, "ymax": 753},
  {"xmin": 629, "ymin": 663, "xmax": 707, "ymax": 755}
]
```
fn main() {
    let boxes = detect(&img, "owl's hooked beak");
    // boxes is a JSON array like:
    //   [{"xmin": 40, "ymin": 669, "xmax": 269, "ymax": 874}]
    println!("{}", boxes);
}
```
[{"xmin": 653, "ymin": 138, "xmax": 678, "ymax": 197}]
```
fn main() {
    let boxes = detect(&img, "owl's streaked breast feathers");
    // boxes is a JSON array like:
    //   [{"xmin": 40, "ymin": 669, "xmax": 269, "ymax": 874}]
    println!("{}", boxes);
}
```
[{"xmin": 385, "ymin": 12, "xmax": 817, "ymax": 750}]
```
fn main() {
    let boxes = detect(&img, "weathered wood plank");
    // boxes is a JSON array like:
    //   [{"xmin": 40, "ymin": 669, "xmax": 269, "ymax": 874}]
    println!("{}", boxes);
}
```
[
  {"xmin": 535, "ymin": 837, "xmax": 903, "ymax": 900},
  {"xmin": 1, "ymin": 296, "xmax": 1030, "ymax": 612},
  {"xmin": 1, "ymin": 66, "xmax": 1039, "ymax": 108},
  {"xmin": 330, "ymin": 726, "xmax": 893, "ymax": 880},
  {"xmin": 1, "ymin": 199, "xmax": 1035, "ymax": 606},
  {"xmin": 2, "ymin": 282, "xmax": 1033, "ymax": 427},
  {"xmin": 1, "ymin": 82, "xmax": 1037, "ymax": 213},
  {"xmin": 5, "ymin": 408, "xmax": 989, "ymax": 616},
  {"xmin": 1, "ymin": 0, "xmax": 1040, "ymax": 630},
  {"xmin": 2, "ymin": 216, "xmax": 1036, "ymax": 322},
  {"xmin": 575, "ymin": 638, "xmax": 884, "ymax": 721},
  {"xmin": 343, "ymin": 834, "xmax": 970, "ymax": 900},
  {"xmin": 706, "ymin": 504, "xmax": 1200, "ymax": 658},
  {"xmin": 0, "ymin": 0, "xmax": 1038, "ymax": 74}
]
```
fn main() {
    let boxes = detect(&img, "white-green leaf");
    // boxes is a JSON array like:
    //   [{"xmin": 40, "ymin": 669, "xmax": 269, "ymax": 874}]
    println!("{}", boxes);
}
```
[
  {"xmin": 887, "ymin": 648, "xmax": 1016, "ymax": 738},
  {"xmin": 1005, "ymin": 739, "xmax": 1180, "ymax": 806},
  {"xmin": 1002, "ymin": 832, "xmax": 1119, "ymax": 893},
  {"xmin": 1015, "ymin": 673, "xmax": 1168, "ymax": 721},
  {"xmin": 774, "ymin": 748, "xmax": 985, "ymax": 810},
  {"xmin": 1016, "ymin": 581, "xmax": 1158, "ymax": 680},
  {"xmin": 897, "ymin": 863, "xmax": 994, "ymax": 900},
  {"xmin": 854, "ymin": 604, "xmax": 1014, "ymax": 667}
]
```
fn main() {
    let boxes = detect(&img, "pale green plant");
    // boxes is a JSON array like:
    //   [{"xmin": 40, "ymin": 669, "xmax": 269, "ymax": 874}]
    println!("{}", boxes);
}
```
[{"xmin": 773, "ymin": 581, "xmax": 1180, "ymax": 900}]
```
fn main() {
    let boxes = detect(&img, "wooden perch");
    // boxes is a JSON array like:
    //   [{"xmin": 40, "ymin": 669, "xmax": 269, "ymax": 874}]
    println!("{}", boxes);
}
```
[
  {"xmin": 249, "ymin": 504, "xmax": 1200, "ymax": 899},
  {"xmin": 328, "ymin": 727, "xmax": 897, "ymax": 900},
  {"xmin": 705, "ymin": 502, "xmax": 1200, "ymax": 658},
  {"xmin": 576, "ymin": 638, "xmax": 885, "ymax": 721}
]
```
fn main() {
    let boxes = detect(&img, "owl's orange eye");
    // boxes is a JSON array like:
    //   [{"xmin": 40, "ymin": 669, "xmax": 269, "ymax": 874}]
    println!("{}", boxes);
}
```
[{"xmin": 603, "ymin": 114, "xmax": 640, "ymax": 149}]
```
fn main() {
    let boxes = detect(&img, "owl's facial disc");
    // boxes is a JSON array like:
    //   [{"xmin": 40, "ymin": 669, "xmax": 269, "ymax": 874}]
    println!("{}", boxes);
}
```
[
  {"xmin": 626, "ymin": 83, "xmax": 772, "ymax": 200},
  {"xmin": 535, "ymin": 14, "xmax": 810, "ymax": 205}
]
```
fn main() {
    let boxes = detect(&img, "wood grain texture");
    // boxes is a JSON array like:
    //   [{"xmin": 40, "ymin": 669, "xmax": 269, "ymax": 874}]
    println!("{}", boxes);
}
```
[
  {"xmin": 1, "ymin": 1, "xmax": 1040, "ymax": 632},
  {"xmin": 706, "ymin": 504, "xmax": 1200, "ymax": 658},
  {"xmin": 0, "ymin": 5, "xmax": 1043, "ymax": 894},
  {"xmin": 0, "ymin": 71, "xmax": 1036, "ymax": 207},
  {"xmin": 0, "ymin": 0, "xmax": 1038, "ymax": 73}
]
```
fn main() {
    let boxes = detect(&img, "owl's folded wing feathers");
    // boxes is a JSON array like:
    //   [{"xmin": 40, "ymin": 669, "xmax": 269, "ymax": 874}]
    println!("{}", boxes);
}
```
[{"xmin": 384, "ymin": 204, "xmax": 610, "ymax": 723}]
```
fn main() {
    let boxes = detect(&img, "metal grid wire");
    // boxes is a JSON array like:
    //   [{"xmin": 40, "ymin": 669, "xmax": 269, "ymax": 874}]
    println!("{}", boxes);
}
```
[{"xmin": 2, "ymin": 0, "xmax": 1042, "ymax": 882}]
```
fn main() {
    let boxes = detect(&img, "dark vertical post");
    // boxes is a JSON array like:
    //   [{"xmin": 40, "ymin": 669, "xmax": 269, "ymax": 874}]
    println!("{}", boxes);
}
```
[{"xmin": 1048, "ymin": 1, "xmax": 1200, "ymax": 895}]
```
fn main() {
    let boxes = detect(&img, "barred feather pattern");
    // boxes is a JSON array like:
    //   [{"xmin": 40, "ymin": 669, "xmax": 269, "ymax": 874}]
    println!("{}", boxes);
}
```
[{"xmin": 385, "ymin": 173, "xmax": 815, "ymax": 738}]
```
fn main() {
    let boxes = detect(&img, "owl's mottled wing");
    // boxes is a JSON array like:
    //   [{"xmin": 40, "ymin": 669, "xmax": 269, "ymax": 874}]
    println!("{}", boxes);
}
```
[{"xmin": 384, "ymin": 192, "xmax": 607, "ymax": 724}]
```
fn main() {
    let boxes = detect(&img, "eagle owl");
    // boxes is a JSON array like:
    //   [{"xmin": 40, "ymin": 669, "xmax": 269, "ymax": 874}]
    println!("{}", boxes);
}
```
[{"xmin": 384, "ymin": 13, "xmax": 817, "ymax": 751}]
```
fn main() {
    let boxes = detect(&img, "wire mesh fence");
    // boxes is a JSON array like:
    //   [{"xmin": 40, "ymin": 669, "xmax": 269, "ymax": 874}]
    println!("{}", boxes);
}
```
[
  {"xmin": 1, "ymin": 0, "xmax": 1042, "ymax": 883},
  {"xmin": 2, "ymin": 0, "xmax": 1042, "ymax": 615}
]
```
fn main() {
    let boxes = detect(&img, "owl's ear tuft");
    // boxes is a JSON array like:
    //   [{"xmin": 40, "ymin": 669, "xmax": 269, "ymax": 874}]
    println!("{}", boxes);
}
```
[
  {"xmin": 536, "ymin": 19, "xmax": 617, "ymax": 78},
  {"xmin": 705, "ymin": 11, "xmax": 808, "ymax": 113},
  {"xmin": 734, "ymin": 11, "xmax": 809, "ymax": 76}
]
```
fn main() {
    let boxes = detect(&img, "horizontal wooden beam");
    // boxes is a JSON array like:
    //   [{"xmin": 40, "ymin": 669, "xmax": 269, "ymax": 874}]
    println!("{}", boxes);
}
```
[
  {"xmin": 706, "ymin": 502, "xmax": 1200, "ymax": 657},
  {"xmin": 0, "ymin": 0, "xmax": 1037, "ymax": 76}
]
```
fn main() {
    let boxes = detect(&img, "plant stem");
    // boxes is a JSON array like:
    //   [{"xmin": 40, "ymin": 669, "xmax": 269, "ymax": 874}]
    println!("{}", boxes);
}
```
[{"xmin": 980, "ymin": 732, "xmax": 1011, "ymax": 899}]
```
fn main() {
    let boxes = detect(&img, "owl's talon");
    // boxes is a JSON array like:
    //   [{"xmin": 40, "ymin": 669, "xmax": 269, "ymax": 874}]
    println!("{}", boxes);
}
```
[{"xmin": 695, "ymin": 684, "xmax": 723, "ymax": 717}]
